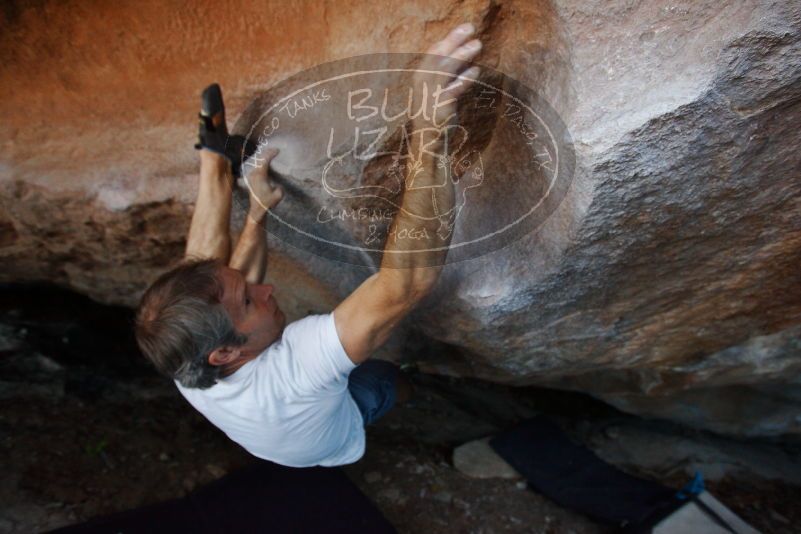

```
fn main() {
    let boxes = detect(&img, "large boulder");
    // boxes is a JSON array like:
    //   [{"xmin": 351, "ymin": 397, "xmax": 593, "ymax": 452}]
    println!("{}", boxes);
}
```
[{"xmin": 1, "ymin": 0, "xmax": 799, "ymax": 436}]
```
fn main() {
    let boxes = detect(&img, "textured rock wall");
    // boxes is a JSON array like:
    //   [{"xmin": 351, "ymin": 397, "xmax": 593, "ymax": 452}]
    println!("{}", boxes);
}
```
[{"xmin": 1, "ymin": 0, "xmax": 800, "ymax": 436}]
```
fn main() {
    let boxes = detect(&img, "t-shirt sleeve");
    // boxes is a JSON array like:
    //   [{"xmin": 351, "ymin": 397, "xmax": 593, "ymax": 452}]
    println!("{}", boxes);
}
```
[{"xmin": 281, "ymin": 312, "xmax": 356, "ymax": 396}]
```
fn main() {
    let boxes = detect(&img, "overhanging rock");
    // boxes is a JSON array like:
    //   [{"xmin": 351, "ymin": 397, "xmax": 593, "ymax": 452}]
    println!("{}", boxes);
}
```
[{"xmin": 0, "ymin": 0, "xmax": 799, "ymax": 436}]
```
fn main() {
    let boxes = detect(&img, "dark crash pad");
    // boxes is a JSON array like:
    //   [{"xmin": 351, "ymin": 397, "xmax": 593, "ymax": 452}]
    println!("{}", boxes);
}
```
[{"xmin": 49, "ymin": 460, "xmax": 395, "ymax": 534}]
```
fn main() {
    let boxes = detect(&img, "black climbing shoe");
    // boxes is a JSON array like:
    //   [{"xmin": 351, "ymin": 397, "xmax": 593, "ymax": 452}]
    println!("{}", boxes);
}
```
[{"xmin": 194, "ymin": 83, "xmax": 255, "ymax": 178}]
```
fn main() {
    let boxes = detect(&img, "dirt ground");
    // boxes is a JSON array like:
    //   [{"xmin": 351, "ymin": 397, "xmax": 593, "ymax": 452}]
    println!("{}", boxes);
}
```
[
  {"xmin": 2, "ymin": 374, "xmax": 800, "ymax": 533},
  {"xmin": 1, "ymin": 379, "xmax": 603, "ymax": 534}
]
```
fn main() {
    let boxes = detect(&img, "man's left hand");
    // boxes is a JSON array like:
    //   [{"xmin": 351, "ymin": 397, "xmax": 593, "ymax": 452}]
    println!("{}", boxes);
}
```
[{"xmin": 243, "ymin": 148, "xmax": 283, "ymax": 220}]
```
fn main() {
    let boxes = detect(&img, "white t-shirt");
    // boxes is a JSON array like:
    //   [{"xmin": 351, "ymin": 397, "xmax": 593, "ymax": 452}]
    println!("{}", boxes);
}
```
[{"xmin": 175, "ymin": 312, "xmax": 365, "ymax": 467}]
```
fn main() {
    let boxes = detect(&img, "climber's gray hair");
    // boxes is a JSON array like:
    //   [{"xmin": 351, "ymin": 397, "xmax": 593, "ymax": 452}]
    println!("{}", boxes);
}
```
[{"xmin": 134, "ymin": 258, "xmax": 248, "ymax": 389}]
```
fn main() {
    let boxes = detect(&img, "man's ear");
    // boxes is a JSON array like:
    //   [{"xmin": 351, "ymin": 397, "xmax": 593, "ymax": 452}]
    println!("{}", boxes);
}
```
[{"xmin": 208, "ymin": 346, "xmax": 242, "ymax": 367}]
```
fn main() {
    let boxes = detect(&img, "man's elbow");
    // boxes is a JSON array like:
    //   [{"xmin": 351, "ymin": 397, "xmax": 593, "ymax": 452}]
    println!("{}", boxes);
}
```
[
  {"xmin": 409, "ymin": 269, "xmax": 440, "ymax": 301},
  {"xmin": 379, "ymin": 266, "xmax": 441, "ymax": 305}
]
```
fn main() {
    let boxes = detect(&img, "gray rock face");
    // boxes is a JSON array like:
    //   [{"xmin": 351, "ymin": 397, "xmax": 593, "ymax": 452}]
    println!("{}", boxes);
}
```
[
  {"xmin": 412, "ymin": 0, "xmax": 801, "ymax": 437},
  {"xmin": 0, "ymin": 0, "xmax": 799, "ymax": 436}
]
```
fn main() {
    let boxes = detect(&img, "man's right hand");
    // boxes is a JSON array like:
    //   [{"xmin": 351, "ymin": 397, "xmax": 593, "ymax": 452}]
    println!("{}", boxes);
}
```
[{"xmin": 412, "ymin": 23, "xmax": 482, "ymax": 130}]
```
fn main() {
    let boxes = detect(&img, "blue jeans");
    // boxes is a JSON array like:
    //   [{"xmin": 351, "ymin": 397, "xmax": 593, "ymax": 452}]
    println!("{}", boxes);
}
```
[{"xmin": 347, "ymin": 360, "xmax": 398, "ymax": 426}]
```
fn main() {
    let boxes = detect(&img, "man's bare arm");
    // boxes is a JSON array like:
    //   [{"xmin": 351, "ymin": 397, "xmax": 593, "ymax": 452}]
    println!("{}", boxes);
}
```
[
  {"xmin": 229, "ymin": 148, "xmax": 283, "ymax": 284},
  {"xmin": 229, "ymin": 214, "xmax": 268, "ymax": 284},
  {"xmin": 334, "ymin": 24, "xmax": 482, "ymax": 364},
  {"xmin": 185, "ymin": 151, "xmax": 234, "ymax": 262}
]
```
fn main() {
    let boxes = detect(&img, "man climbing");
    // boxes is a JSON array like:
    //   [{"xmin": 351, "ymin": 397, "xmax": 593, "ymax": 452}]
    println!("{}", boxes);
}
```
[{"xmin": 134, "ymin": 23, "xmax": 482, "ymax": 467}]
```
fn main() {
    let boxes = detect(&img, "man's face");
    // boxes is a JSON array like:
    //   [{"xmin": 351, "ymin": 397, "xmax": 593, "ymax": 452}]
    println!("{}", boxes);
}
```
[{"xmin": 216, "ymin": 265, "xmax": 286, "ymax": 357}]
